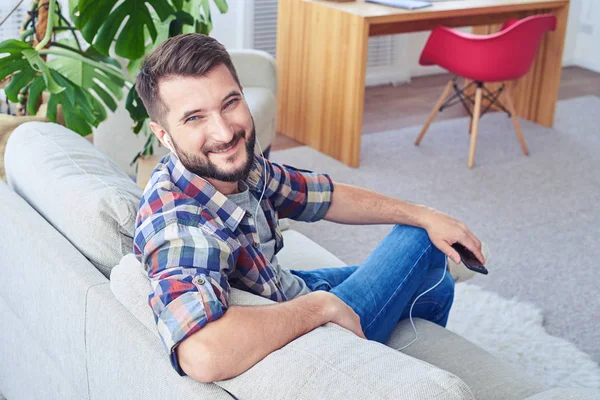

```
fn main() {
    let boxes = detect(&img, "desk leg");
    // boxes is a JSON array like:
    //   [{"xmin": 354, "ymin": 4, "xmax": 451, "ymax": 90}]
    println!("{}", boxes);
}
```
[
  {"xmin": 471, "ymin": 4, "xmax": 569, "ymax": 127},
  {"xmin": 276, "ymin": 0, "xmax": 369, "ymax": 167}
]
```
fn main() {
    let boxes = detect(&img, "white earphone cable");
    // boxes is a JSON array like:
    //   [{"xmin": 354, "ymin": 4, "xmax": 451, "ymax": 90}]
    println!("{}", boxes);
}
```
[
  {"xmin": 253, "ymin": 138, "xmax": 268, "ymax": 240},
  {"xmin": 395, "ymin": 256, "xmax": 449, "ymax": 351}
]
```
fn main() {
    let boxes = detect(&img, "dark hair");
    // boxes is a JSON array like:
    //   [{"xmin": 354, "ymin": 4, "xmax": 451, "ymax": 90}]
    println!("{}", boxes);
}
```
[{"xmin": 135, "ymin": 33, "xmax": 241, "ymax": 127}]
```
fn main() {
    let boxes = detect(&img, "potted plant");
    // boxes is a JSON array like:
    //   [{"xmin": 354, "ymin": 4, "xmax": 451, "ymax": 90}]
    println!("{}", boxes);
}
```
[{"xmin": 0, "ymin": 0, "xmax": 228, "ymax": 162}]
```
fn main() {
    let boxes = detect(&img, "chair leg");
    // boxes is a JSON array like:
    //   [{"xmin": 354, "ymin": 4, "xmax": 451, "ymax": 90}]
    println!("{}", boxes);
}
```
[
  {"xmin": 415, "ymin": 79, "xmax": 454, "ymax": 145},
  {"xmin": 468, "ymin": 87, "xmax": 483, "ymax": 168},
  {"xmin": 503, "ymin": 84, "xmax": 529, "ymax": 155}
]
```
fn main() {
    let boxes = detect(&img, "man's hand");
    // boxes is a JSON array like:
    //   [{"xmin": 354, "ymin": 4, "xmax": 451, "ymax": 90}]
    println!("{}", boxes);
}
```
[
  {"xmin": 319, "ymin": 291, "xmax": 366, "ymax": 339},
  {"xmin": 421, "ymin": 209, "xmax": 485, "ymax": 265}
]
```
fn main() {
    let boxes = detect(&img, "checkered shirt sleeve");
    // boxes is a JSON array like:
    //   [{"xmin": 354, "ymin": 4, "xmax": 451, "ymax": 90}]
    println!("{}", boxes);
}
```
[
  {"xmin": 251, "ymin": 157, "xmax": 335, "ymax": 222},
  {"xmin": 134, "ymin": 191, "xmax": 233, "ymax": 376}
]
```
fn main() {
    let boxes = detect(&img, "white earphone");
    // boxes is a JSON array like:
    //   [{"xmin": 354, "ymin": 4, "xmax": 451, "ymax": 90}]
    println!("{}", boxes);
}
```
[{"xmin": 163, "ymin": 134, "xmax": 175, "ymax": 153}]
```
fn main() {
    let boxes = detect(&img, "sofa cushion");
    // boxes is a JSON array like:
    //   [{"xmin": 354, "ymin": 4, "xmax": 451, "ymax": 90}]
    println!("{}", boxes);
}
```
[
  {"xmin": 110, "ymin": 230, "xmax": 342, "ymax": 334},
  {"xmin": 277, "ymin": 229, "xmax": 346, "ymax": 270},
  {"xmin": 110, "ymin": 232, "xmax": 475, "ymax": 400},
  {"xmin": 0, "ymin": 113, "xmax": 48, "ymax": 182},
  {"xmin": 5, "ymin": 122, "xmax": 142, "ymax": 277}
]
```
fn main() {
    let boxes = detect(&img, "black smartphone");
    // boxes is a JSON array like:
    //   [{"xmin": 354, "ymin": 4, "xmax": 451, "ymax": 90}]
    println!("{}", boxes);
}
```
[{"xmin": 451, "ymin": 243, "xmax": 488, "ymax": 275}]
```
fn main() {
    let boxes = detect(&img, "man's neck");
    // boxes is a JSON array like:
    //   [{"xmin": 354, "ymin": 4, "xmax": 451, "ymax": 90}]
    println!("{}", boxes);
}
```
[{"xmin": 206, "ymin": 178, "xmax": 240, "ymax": 195}]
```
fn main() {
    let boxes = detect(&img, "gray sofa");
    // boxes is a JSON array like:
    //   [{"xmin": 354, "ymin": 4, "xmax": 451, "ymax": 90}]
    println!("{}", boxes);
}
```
[{"xmin": 1, "ymin": 122, "xmax": 599, "ymax": 400}]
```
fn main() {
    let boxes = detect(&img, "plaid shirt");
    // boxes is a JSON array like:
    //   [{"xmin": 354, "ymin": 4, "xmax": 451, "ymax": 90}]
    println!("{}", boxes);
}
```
[{"xmin": 133, "ymin": 152, "xmax": 334, "ymax": 375}]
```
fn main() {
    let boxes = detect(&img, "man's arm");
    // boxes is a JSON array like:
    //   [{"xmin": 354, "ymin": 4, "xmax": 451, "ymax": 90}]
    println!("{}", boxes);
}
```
[
  {"xmin": 324, "ymin": 182, "xmax": 485, "ymax": 265},
  {"xmin": 248, "ymin": 157, "xmax": 334, "ymax": 222},
  {"xmin": 176, "ymin": 290, "xmax": 364, "ymax": 383}
]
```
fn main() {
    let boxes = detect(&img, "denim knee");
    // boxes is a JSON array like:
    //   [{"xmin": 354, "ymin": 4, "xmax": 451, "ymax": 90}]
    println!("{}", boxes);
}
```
[
  {"xmin": 433, "ymin": 272, "xmax": 455, "ymax": 326},
  {"xmin": 391, "ymin": 225, "xmax": 433, "ymax": 246},
  {"xmin": 391, "ymin": 224, "xmax": 444, "ymax": 262}
]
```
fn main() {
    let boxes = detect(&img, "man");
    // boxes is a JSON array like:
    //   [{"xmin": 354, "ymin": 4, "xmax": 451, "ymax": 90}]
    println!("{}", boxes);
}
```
[{"xmin": 133, "ymin": 33, "xmax": 486, "ymax": 384}]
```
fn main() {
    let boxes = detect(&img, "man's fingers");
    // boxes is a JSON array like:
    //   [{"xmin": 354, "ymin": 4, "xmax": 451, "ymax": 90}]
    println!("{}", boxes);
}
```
[
  {"xmin": 467, "ymin": 233, "xmax": 485, "ymax": 264},
  {"xmin": 439, "ymin": 242, "xmax": 461, "ymax": 264},
  {"xmin": 460, "ymin": 236, "xmax": 486, "ymax": 265}
]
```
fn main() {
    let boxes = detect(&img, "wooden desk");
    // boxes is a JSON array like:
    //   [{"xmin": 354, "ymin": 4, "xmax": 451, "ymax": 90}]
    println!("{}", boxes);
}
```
[{"xmin": 276, "ymin": 0, "xmax": 570, "ymax": 167}]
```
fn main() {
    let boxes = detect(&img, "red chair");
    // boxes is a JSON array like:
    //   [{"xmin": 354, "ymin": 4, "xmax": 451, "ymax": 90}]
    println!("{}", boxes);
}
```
[{"xmin": 414, "ymin": 15, "xmax": 557, "ymax": 168}]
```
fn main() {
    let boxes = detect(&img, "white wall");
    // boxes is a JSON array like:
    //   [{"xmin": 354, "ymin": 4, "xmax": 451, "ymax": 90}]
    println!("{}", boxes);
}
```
[
  {"xmin": 563, "ymin": 0, "xmax": 583, "ymax": 66},
  {"xmin": 573, "ymin": 0, "xmax": 600, "ymax": 72},
  {"xmin": 210, "ymin": 0, "xmax": 250, "ymax": 49}
]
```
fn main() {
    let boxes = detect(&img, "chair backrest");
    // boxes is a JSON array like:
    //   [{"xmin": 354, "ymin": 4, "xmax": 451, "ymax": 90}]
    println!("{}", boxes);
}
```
[
  {"xmin": 419, "ymin": 14, "xmax": 557, "ymax": 82},
  {"xmin": 498, "ymin": 14, "xmax": 557, "ymax": 79}
]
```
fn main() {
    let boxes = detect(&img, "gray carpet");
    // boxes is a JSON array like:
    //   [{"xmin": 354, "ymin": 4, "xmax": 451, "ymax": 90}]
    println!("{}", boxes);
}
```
[{"xmin": 271, "ymin": 95, "xmax": 600, "ymax": 363}]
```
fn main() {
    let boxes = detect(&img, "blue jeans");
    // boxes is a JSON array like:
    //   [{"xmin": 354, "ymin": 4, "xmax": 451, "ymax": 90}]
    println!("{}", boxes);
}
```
[{"xmin": 291, "ymin": 225, "xmax": 455, "ymax": 344}]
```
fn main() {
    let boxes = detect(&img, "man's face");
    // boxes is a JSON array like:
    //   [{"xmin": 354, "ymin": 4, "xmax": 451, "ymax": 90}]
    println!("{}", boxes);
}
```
[{"xmin": 152, "ymin": 64, "xmax": 255, "ymax": 182}]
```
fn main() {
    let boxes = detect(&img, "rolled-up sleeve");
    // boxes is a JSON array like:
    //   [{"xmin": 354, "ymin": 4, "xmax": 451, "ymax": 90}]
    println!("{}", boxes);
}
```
[
  {"xmin": 138, "ymin": 220, "xmax": 233, "ymax": 375},
  {"xmin": 257, "ymin": 158, "xmax": 334, "ymax": 222}
]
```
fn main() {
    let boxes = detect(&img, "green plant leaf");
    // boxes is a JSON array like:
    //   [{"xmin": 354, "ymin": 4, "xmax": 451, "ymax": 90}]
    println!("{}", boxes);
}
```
[
  {"xmin": 0, "ymin": 45, "xmax": 64, "ymax": 114},
  {"xmin": 68, "ymin": 0, "xmax": 78, "ymax": 16},
  {"xmin": 0, "ymin": 56, "xmax": 28, "ymax": 82},
  {"xmin": 126, "ymin": 85, "xmax": 148, "ymax": 133},
  {"xmin": 48, "ymin": 46, "xmax": 125, "ymax": 113},
  {"xmin": 76, "ymin": 0, "xmax": 174, "ymax": 60},
  {"xmin": 84, "ymin": 45, "xmax": 122, "ymax": 69},
  {"xmin": 169, "ymin": 10, "xmax": 195, "ymax": 37},
  {"xmin": 201, "ymin": 0, "xmax": 212, "ymax": 32},
  {"xmin": 26, "ymin": 76, "xmax": 46, "ymax": 115},
  {"xmin": 126, "ymin": 12, "xmax": 175, "ymax": 77},
  {"xmin": 46, "ymin": 69, "xmax": 103, "ymax": 135},
  {"xmin": 0, "ymin": 39, "xmax": 34, "ymax": 55},
  {"xmin": 195, "ymin": 20, "xmax": 209, "ymax": 35},
  {"xmin": 89, "ymin": 94, "xmax": 108, "ymax": 122},
  {"xmin": 22, "ymin": 49, "xmax": 65, "ymax": 94},
  {"xmin": 213, "ymin": 0, "xmax": 228, "ymax": 13},
  {"xmin": 4, "ymin": 65, "xmax": 36, "ymax": 102}
]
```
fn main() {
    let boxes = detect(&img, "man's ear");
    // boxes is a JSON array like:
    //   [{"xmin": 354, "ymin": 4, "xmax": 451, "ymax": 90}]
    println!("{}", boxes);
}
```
[{"xmin": 149, "ymin": 121, "xmax": 170, "ymax": 149}]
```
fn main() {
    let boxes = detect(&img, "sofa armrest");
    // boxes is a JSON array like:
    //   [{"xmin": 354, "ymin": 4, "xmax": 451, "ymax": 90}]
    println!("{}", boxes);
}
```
[
  {"xmin": 86, "ymin": 283, "xmax": 232, "ymax": 399},
  {"xmin": 229, "ymin": 49, "xmax": 277, "ymax": 94},
  {"xmin": 110, "ymin": 254, "xmax": 475, "ymax": 400},
  {"xmin": 388, "ymin": 318, "xmax": 548, "ymax": 400},
  {"xmin": 0, "ymin": 181, "xmax": 108, "ymax": 398}
]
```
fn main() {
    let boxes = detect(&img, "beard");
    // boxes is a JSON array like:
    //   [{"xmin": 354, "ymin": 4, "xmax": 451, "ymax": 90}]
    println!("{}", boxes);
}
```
[{"xmin": 171, "ymin": 124, "xmax": 256, "ymax": 183}]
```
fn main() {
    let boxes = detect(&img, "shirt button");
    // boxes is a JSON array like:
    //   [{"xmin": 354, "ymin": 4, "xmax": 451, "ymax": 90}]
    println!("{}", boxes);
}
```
[
  {"xmin": 196, "ymin": 277, "xmax": 206, "ymax": 285},
  {"xmin": 253, "ymin": 242, "xmax": 259, "ymax": 249},
  {"xmin": 245, "ymin": 212, "xmax": 252, "ymax": 218}
]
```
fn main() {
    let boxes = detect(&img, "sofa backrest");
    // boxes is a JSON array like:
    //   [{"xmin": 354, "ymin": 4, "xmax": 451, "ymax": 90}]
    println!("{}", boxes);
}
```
[{"xmin": 5, "ymin": 122, "xmax": 142, "ymax": 277}]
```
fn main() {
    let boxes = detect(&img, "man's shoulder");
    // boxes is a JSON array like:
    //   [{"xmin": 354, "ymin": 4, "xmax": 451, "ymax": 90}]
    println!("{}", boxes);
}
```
[{"xmin": 135, "ymin": 159, "xmax": 203, "ymax": 235}]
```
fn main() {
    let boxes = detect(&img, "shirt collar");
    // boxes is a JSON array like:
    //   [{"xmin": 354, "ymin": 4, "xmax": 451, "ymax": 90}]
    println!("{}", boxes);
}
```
[{"xmin": 166, "ymin": 152, "xmax": 263, "ymax": 232}]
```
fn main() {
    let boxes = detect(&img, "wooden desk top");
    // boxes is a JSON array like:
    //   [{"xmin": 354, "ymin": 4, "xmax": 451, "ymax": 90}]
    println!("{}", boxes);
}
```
[{"xmin": 308, "ymin": 0, "xmax": 569, "ymax": 23}]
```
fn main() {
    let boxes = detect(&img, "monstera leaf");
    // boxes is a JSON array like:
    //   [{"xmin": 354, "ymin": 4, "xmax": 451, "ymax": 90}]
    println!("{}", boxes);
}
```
[
  {"xmin": 46, "ymin": 69, "xmax": 102, "ymax": 134},
  {"xmin": 74, "ymin": 0, "xmax": 174, "ymax": 59},
  {"xmin": 49, "ymin": 41, "xmax": 126, "ymax": 122},
  {"xmin": 126, "ymin": 10, "xmax": 194, "ymax": 77},
  {"xmin": 0, "ymin": 40, "xmax": 104, "ymax": 134},
  {"xmin": 0, "ymin": 40, "xmax": 63, "ymax": 104},
  {"xmin": 126, "ymin": 84, "xmax": 149, "ymax": 134}
]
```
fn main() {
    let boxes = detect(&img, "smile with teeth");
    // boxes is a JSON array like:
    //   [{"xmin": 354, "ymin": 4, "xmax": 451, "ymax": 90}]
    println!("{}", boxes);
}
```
[{"xmin": 211, "ymin": 140, "xmax": 238, "ymax": 154}]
